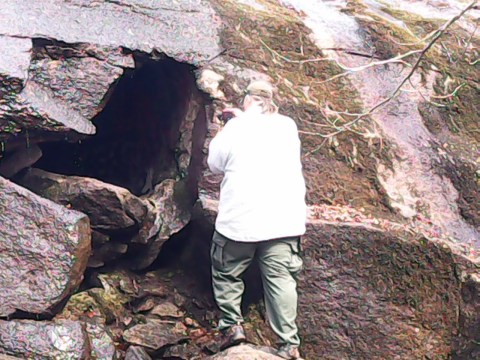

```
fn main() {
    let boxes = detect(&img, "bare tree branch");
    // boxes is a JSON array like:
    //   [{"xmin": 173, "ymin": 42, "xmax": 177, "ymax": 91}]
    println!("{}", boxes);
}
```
[
  {"xmin": 303, "ymin": 0, "xmax": 478, "ymax": 138},
  {"xmin": 314, "ymin": 49, "xmax": 420, "ymax": 85}
]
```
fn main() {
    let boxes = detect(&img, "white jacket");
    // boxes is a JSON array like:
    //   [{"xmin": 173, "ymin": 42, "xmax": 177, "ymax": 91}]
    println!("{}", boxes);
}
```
[{"xmin": 207, "ymin": 108, "xmax": 307, "ymax": 242}]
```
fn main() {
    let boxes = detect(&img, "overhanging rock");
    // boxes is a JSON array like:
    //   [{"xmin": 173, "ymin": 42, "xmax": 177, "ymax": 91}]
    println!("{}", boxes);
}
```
[
  {"xmin": 17, "ymin": 168, "xmax": 148, "ymax": 231},
  {"xmin": 0, "ymin": 176, "xmax": 91, "ymax": 317}
]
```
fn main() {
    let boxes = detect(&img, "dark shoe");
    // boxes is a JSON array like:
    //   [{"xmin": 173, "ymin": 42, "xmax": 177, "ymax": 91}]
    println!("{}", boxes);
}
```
[
  {"xmin": 220, "ymin": 324, "xmax": 246, "ymax": 350},
  {"xmin": 276, "ymin": 344, "xmax": 303, "ymax": 359}
]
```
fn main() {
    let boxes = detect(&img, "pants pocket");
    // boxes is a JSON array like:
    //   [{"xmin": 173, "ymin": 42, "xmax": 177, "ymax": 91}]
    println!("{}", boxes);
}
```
[
  {"xmin": 211, "ymin": 231, "xmax": 228, "ymax": 269},
  {"xmin": 288, "ymin": 237, "xmax": 303, "ymax": 275}
]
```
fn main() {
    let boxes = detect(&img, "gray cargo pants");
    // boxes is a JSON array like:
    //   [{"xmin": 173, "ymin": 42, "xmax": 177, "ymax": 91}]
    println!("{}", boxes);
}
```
[{"xmin": 211, "ymin": 231, "xmax": 303, "ymax": 346}]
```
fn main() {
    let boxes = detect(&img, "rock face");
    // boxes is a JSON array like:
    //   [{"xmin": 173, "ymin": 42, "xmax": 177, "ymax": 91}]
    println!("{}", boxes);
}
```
[
  {"xmin": 0, "ymin": 320, "xmax": 90, "ymax": 359},
  {"xmin": 0, "ymin": 176, "xmax": 91, "ymax": 317},
  {"xmin": 0, "ymin": 0, "xmax": 479, "ymax": 359}
]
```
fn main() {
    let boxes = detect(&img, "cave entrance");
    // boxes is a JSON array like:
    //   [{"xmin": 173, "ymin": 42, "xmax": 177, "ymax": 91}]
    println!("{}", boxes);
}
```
[
  {"xmin": 35, "ymin": 51, "xmax": 215, "ymax": 295},
  {"xmin": 37, "ymin": 53, "xmax": 197, "ymax": 197}
]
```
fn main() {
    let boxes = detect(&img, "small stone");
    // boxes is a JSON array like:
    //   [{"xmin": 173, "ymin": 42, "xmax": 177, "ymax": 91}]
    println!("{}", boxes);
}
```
[
  {"xmin": 189, "ymin": 328, "xmax": 207, "ymax": 338},
  {"xmin": 163, "ymin": 342, "xmax": 199, "ymax": 360},
  {"xmin": 123, "ymin": 319, "xmax": 188, "ymax": 350},
  {"xmin": 125, "ymin": 346, "xmax": 152, "ymax": 360},
  {"xmin": 184, "ymin": 317, "xmax": 199, "ymax": 328},
  {"xmin": 209, "ymin": 344, "xmax": 282, "ymax": 359},
  {"xmin": 173, "ymin": 290, "xmax": 187, "ymax": 307},
  {"xmin": 85, "ymin": 323, "xmax": 116, "ymax": 360},
  {"xmin": 150, "ymin": 301, "xmax": 184, "ymax": 318},
  {"xmin": 134, "ymin": 297, "xmax": 156, "ymax": 313}
]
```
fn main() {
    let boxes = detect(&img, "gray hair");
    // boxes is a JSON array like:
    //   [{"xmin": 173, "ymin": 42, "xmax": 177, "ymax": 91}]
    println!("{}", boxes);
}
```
[{"xmin": 243, "ymin": 94, "xmax": 278, "ymax": 115}]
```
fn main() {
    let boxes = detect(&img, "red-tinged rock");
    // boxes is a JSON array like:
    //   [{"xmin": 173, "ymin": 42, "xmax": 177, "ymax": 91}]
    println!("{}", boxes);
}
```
[
  {"xmin": 0, "ymin": 176, "xmax": 90, "ymax": 317},
  {"xmin": 0, "ymin": 320, "xmax": 90, "ymax": 359}
]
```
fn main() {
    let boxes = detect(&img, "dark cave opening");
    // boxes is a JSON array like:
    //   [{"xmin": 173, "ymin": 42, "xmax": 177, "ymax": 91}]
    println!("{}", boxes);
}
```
[
  {"xmin": 36, "ymin": 53, "xmax": 195, "ymax": 197},
  {"xmin": 33, "ymin": 51, "xmax": 218, "ymax": 290}
]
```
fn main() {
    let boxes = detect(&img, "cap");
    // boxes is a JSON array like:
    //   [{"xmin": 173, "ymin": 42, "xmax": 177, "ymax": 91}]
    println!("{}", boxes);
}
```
[{"xmin": 246, "ymin": 80, "xmax": 274, "ymax": 99}]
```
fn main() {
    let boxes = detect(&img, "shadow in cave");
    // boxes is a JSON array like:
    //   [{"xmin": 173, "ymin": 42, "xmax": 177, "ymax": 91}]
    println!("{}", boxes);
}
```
[{"xmin": 36, "ymin": 53, "xmax": 195, "ymax": 196}]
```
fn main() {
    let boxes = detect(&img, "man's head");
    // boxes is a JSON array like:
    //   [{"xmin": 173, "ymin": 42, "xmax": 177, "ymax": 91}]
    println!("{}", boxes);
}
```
[{"xmin": 243, "ymin": 80, "xmax": 278, "ymax": 114}]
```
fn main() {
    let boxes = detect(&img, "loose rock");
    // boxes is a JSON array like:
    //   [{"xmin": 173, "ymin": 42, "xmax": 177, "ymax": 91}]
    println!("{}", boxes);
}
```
[
  {"xmin": 129, "ymin": 179, "xmax": 191, "ymax": 269},
  {"xmin": 125, "ymin": 346, "xmax": 152, "ymax": 360},
  {"xmin": 85, "ymin": 323, "xmax": 116, "ymax": 360},
  {"xmin": 150, "ymin": 301, "xmax": 184, "ymax": 318},
  {"xmin": 123, "ymin": 318, "xmax": 188, "ymax": 351}
]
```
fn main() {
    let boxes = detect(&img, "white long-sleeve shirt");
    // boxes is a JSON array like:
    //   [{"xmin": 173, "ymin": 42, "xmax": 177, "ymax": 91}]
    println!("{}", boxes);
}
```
[{"xmin": 207, "ymin": 108, "xmax": 307, "ymax": 242}]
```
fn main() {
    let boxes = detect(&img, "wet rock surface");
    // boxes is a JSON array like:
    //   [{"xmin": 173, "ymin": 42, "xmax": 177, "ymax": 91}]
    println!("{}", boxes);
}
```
[
  {"xmin": 0, "ymin": 320, "xmax": 90, "ymax": 359},
  {"xmin": 0, "ymin": 176, "xmax": 91, "ymax": 317}
]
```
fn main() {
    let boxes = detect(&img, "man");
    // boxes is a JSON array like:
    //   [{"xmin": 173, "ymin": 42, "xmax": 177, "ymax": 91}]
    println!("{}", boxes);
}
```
[{"xmin": 207, "ymin": 80, "xmax": 307, "ymax": 360}]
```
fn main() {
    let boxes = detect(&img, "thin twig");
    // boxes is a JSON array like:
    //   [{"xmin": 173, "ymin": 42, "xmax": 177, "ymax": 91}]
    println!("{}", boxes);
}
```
[
  {"xmin": 316, "ymin": 47, "xmax": 382, "ymax": 59},
  {"xmin": 313, "ymin": 50, "xmax": 419, "ymax": 85},
  {"xmin": 391, "ymin": 29, "xmax": 437, "ymax": 46},
  {"xmin": 460, "ymin": 22, "xmax": 479, "ymax": 59},
  {"xmin": 304, "ymin": 138, "xmax": 328, "ymax": 157},
  {"xmin": 259, "ymin": 38, "xmax": 333, "ymax": 64}
]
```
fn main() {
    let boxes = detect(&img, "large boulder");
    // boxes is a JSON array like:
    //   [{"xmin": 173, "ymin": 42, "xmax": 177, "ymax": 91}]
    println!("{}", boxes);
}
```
[
  {"xmin": 0, "ymin": 176, "xmax": 90, "ymax": 317},
  {"xmin": 300, "ymin": 214, "xmax": 480, "ymax": 359},
  {"xmin": 0, "ymin": 320, "xmax": 90, "ymax": 359},
  {"xmin": 17, "ymin": 168, "xmax": 148, "ymax": 231}
]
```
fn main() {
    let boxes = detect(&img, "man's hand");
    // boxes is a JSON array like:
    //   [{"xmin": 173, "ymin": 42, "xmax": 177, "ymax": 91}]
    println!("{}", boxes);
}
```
[{"xmin": 221, "ymin": 107, "xmax": 243, "ymax": 121}]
